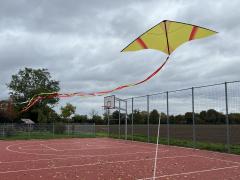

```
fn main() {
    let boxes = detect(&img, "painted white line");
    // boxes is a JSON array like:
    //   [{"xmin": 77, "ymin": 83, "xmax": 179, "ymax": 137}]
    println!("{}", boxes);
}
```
[
  {"xmin": 0, "ymin": 150, "xmax": 160, "ymax": 164},
  {"xmin": 6, "ymin": 142, "xmax": 161, "ymax": 157},
  {"xmin": 112, "ymin": 138, "xmax": 240, "ymax": 159},
  {"xmin": 40, "ymin": 144, "xmax": 59, "ymax": 151},
  {"xmin": 194, "ymin": 155, "xmax": 240, "ymax": 165},
  {"xmin": 138, "ymin": 165, "xmax": 239, "ymax": 180},
  {"xmin": 0, "ymin": 155, "xmax": 196, "ymax": 174}
]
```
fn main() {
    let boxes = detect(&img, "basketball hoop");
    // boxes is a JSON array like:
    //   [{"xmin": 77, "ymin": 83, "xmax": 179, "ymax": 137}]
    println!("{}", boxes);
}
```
[{"xmin": 104, "ymin": 95, "xmax": 115, "ymax": 110}]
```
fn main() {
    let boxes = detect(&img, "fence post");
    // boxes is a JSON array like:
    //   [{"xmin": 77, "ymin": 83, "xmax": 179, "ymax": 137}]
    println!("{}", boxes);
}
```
[
  {"xmin": 52, "ymin": 118, "xmax": 55, "ymax": 137},
  {"xmin": 166, "ymin": 91, "xmax": 170, "ymax": 145},
  {"xmin": 119, "ymin": 100, "xmax": 121, "ymax": 138},
  {"xmin": 132, "ymin": 98, "xmax": 134, "ymax": 141},
  {"xmin": 225, "ymin": 82, "xmax": 230, "ymax": 153},
  {"xmin": 125, "ymin": 101, "xmax": 127, "ymax": 140},
  {"xmin": 118, "ymin": 101, "xmax": 121, "ymax": 139},
  {"xmin": 28, "ymin": 124, "xmax": 30, "ymax": 139},
  {"xmin": 2, "ymin": 122, "xmax": 5, "ymax": 137},
  {"xmin": 147, "ymin": 95, "xmax": 150, "ymax": 142},
  {"xmin": 68, "ymin": 119, "xmax": 70, "ymax": 136},
  {"xmin": 107, "ymin": 108, "xmax": 110, "ymax": 137},
  {"xmin": 192, "ymin": 87, "xmax": 196, "ymax": 148}
]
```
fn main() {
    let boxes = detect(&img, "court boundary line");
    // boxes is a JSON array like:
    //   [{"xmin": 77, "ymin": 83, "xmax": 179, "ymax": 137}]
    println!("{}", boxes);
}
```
[
  {"xmin": 0, "ymin": 155, "xmax": 197, "ymax": 174},
  {"xmin": 40, "ymin": 144, "xmax": 60, "ymax": 151},
  {"xmin": 138, "ymin": 165, "xmax": 239, "ymax": 179},
  {"xmin": 194, "ymin": 155, "xmax": 240, "ymax": 165},
  {"xmin": 6, "ymin": 142, "xmax": 159, "ymax": 157},
  {"xmin": 0, "ymin": 150, "xmax": 163, "ymax": 164}
]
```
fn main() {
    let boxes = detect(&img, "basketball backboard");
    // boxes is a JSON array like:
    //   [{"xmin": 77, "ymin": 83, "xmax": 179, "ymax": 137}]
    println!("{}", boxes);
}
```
[{"xmin": 104, "ymin": 95, "xmax": 115, "ymax": 109}]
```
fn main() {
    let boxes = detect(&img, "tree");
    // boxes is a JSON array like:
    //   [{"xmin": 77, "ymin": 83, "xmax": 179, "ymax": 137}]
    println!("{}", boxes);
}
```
[
  {"xmin": 89, "ymin": 109, "xmax": 98, "ymax": 119},
  {"xmin": 175, "ymin": 114, "xmax": 185, "ymax": 124},
  {"xmin": 73, "ymin": 114, "xmax": 88, "ymax": 123},
  {"xmin": 92, "ymin": 115, "xmax": 103, "ymax": 124},
  {"xmin": 7, "ymin": 68, "xmax": 60, "ymax": 121},
  {"xmin": 160, "ymin": 112, "xmax": 167, "ymax": 124},
  {"xmin": 112, "ymin": 110, "xmax": 120, "ymax": 120},
  {"xmin": 199, "ymin": 111, "xmax": 207, "ymax": 121},
  {"xmin": 60, "ymin": 103, "xmax": 76, "ymax": 121},
  {"xmin": 132, "ymin": 110, "xmax": 144, "ymax": 124},
  {"xmin": 185, "ymin": 112, "xmax": 193, "ymax": 124},
  {"xmin": 149, "ymin": 109, "xmax": 159, "ymax": 124}
]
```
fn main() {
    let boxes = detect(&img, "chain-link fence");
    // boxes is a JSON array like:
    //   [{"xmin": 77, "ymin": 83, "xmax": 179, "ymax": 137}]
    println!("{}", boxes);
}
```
[
  {"xmin": 0, "ymin": 123, "xmax": 96, "ymax": 139},
  {"xmin": 107, "ymin": 80, "xmax": 240, "ymax": 153}
]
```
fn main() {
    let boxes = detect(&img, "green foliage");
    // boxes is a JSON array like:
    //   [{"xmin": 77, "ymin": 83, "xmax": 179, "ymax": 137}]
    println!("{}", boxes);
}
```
[
  {"xmin": 149, "ymin": 109, "xmax": 159, "ymax": 124},
  {"xmin": 7, "ymin": 68, "xmax": 60, "ymax": 121},
  {"xmin": 60, "ymin": 103, "xmax": 76, "ymax": 119},
  {"xmin": 92, "ymin": 114, "xmax": 103, "ymax": 124},
  {"xmin": 8, "ymin": 68, "xmax": 60, "ymax": 108},
  {"xmin": 54, "ymin": 123, "xmax": 66, "ymax": 134},
  {"xmin": 112, "ymin": 110, "xmax": 120, "ymax": 119},
  {"xmin": 130, "ymin": 109, "xmax": 240, "ymax": 124},
  {"xmin": 73, "ymin": 114, "xmax": 88, "ymax": 123},
  {"xmin": 133, "ymin": 110, "xmax": 145, "ymax": 124}
]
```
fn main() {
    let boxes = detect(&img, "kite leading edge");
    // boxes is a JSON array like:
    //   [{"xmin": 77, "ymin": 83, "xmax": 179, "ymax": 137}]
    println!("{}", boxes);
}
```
[{"xmin": 20, "ymin": 20, "xmax": 217, "ymax": 112}]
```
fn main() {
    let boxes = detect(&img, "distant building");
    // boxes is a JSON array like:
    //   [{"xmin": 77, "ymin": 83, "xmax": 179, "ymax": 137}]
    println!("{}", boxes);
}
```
[
  {"xmin": 0, "ymin": 99, "xmax": 13, "ymax": 112},
  {"xmin": 21, "ymin": 118, "xmax": 35, "ymax": 124}
]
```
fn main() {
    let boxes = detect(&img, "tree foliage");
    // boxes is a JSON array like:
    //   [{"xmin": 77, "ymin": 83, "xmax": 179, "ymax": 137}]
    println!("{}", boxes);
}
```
[
  {"xmin": 60, "ymin": 103, "xmax": 76, "ymax": 120},
  {"xmin": 8, "ymin": 68, "xmax": 60, "ymax": 108},
  {"xmin": 7, "ymin": 68, "xmax": 60, "ymax": 122}
]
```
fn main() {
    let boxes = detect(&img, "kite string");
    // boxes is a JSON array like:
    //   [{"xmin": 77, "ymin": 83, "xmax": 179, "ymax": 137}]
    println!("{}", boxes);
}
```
[
  {"xmin": 153, "ymin": 113, "xmax": 161, "ymax": 180},
  {"xmin": 21, "ymin": 56, "xmax": 170, "ymax": 112}
]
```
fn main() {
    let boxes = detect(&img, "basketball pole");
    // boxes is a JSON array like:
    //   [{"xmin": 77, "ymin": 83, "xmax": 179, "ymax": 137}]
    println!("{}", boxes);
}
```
[
  {"xmin": 107, "ymin": 108, "xmax": 110, "ymax": 137},
  {"xmin": 153, "ymin": 113, "xmax": 161, "ymax": 180}
]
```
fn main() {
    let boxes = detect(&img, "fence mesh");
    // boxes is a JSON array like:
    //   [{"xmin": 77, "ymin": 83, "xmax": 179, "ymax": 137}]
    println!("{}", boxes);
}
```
[
  {"xmin": 194, "ymin": 84, "xmax": 227, "ymax": 149},
  {"xmin": 228, "ymin": 81, "xmax": 240, "ymax": 149},
  {"xmin": 111, "ymin": 81, "xmax": 240, "ymax": 154},
  {"xmin": 168, "ymin": 89, "xmax": 193, "ymax": 142},
  {"xmin": 0, "ymin": 123, "xmax": 95, "ymax": 139}
]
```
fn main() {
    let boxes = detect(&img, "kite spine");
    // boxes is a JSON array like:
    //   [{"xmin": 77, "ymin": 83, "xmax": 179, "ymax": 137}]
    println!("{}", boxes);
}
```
[{"xmin": 164, "ymin": 20, "xmax": 170, "ymax": 55}]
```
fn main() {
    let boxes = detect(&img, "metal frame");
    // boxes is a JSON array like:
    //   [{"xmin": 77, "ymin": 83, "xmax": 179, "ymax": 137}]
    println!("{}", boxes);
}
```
[
  {"xmin": 104, "ymin": 95, "xmax": 128, "ymax": 139},
  {"xmin": 104, "ymin": 95, "xmax": 116, "ymax": 109}
]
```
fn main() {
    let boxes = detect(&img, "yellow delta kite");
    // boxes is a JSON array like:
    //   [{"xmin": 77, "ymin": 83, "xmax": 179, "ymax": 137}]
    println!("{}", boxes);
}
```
[
  {"xmin": 122, "ymin": 20, "xmax": 217, "ymax": 55},
  {"xmin": 21, "ymin": 20, "xmax": 217, "ymax": 112}
]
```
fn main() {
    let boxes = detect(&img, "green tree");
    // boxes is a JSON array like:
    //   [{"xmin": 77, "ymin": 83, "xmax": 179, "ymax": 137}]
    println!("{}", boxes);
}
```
[
  {"xmin": 112, "ymin": 110, "xmax": 120, "ymax": 120},
  {"xmin": 132, "ymin": 110, "xmax": 145, "ymax": 124},
  {"xmin": 185, "ymin": 112, "xmax": 193, "ymax": 124},
  {"xmin": 73, "ymin": 114, "xmax": 88, "ymax": 123},
  {"xmin": 160, "ymin": 112, "xmax": 167, "ymax": 124},
  {"xmin": 92, "ymin": 115, "xmax": 103, "ymax": 124},
  {"xmin": 149, "ymin": 109, "xmax": 159, "ymax": 124},
  {"xmin": 175, "ymin": 114, "xmax": 185, "ymax": 124},
  {"xmin": 60, "ymin": 103, "xmax": 76, "ymax": 121},
  {"xmin": 199, "ymin": 111, "xmax": 207, "ymax": 122},
  {"xmin": 7, "ymin": 68, "xmax": 60, "ymax": 122}
]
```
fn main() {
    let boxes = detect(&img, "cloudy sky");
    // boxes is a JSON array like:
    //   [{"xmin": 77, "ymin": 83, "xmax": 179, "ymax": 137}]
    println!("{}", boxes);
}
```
[{"xmin": 0, "ymin": 0, "xmax": 239, "ymax": 115}]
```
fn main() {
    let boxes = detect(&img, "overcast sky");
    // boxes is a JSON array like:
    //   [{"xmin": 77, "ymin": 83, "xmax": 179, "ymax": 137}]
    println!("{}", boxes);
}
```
[{"xmin": 0, "ymin": 0, "xmax": 239, "ymax": 115}]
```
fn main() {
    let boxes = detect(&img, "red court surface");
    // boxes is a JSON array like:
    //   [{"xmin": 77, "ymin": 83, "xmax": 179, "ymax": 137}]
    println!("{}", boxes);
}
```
[{"xmin": 0, "ymin": 138, "xmax": 240, "ymax": 180}]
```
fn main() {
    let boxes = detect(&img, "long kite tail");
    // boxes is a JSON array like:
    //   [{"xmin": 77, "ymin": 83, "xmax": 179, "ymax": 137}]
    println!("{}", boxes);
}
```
[{"xmin": 20, "ymin": 56, "xmax": 170, "ymax": 112}]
